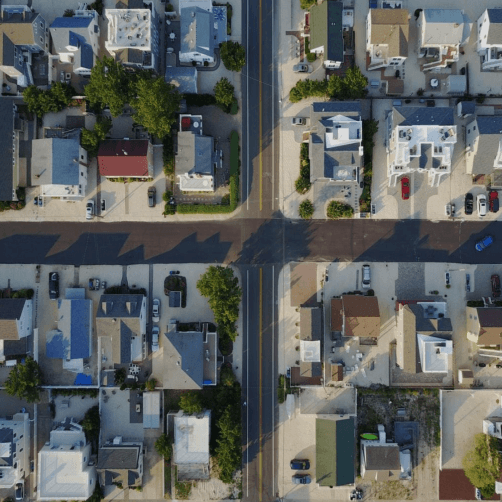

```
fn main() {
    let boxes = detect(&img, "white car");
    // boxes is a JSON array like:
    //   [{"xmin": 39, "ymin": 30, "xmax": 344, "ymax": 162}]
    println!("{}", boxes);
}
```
[
  {"xmin": 477, "ymin": 194, "xmax": 487, "ymax": 217},
  {"xmin": 362, "ymin": 264, "xmax": 371, "ymax": 290},
  {"xmin": 152, "ymin": 326, "xmax": 159, "ymax": 352},
  {"xmin": 86, "ymin": 200, "xmax": 94, "ymax": 220},
  {"xmin": 152, "ymin": 298, "xmax": 160, "ymax": 323}
]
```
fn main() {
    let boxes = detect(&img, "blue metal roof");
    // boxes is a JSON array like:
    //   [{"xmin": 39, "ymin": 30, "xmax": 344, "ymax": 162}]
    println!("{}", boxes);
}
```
[
  {"xmin": 70, "ymin": 300, "xmax": 91, "ymax": 359},
  {"xmin": 396, "ymin": 107, "xmax": 454, "ymax": 127},
  {"xmin": 51, "ymin": 16, "xmax": 92, "ymax": 29},
  {"xmin": 46, "ymin": 329, "xmax": 69, "ymax": 359},
  {"xmin": 80, "ymin": 42, "xmax": 93, "ymax": 69},
  {"xmin": 74, "ymin": 373, "xmax": 92, "ymax": 385},
  {"xmin": 487, "ymin": 9, "xmax": 502, "ymax": 23},
  {"xmin": 51, "ymin": 138, "xmax": 80, "ymax": 185},
  {"xmin": 477, "ymin": 116, "xmax": 502, "ymax": 135},
  {"xmin": 312, "ymin": 102, "xmax": 362, "ymax": 114}
]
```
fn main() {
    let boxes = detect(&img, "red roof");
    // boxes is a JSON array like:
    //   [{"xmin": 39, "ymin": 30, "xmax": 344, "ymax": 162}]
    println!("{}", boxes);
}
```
[
  {"xmin": 98, "ymin": 140, "xmax": 149, "ymax": 177},
  {"xmin": 439, "ymin": 469, "xmax": 498, "ymax": 500}
]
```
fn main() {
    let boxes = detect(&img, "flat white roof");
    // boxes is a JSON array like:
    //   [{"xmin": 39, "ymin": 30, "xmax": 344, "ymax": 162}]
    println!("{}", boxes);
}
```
[
  {"xmin": 143, "ymin": 391, "xmax": 160, "ymax": 429},
  {"xmin": 105, "ymin": 9, "xmax": 152, "ymax": 51},
  {"xmin": 300, "ymin": 340, "xmax": 321, "ymax": 363},
  {"xmin": 174, "ymin": 411, "xmax": 210, "ymax": 465},
  {"xmin": 417, "ymin": 334, "xmax": 452, "ymax": 372}
]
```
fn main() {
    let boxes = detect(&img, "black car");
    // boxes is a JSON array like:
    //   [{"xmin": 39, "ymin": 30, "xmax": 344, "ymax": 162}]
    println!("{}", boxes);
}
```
[
  {"xmin": 290, "ymin": 459, "xmax": 310, "ymax": 470},
  {"xmin": 49, "ymin": 272, "xmax": 59, "ymax": 300},
  {"xmin": 15, "ymin": 481, "xmax": 24, "ymax": 501},
  {"xmin": 465, "ymin": 193, "xmax": 473, "ymax": 215}
]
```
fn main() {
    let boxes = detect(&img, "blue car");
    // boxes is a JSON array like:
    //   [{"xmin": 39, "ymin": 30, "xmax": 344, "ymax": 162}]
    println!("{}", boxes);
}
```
[
  {"xmin": 290, "ymin": 459, "xmax": 310, "ymax": 470},
  {"xmin": 475, "ymin": 235, "xmax": 494, "ymax": 252}
]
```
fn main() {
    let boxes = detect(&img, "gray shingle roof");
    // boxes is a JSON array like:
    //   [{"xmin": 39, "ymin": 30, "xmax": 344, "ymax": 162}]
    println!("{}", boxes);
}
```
[
  {"xmin": 0, "ymin": 99, "xmax": 15, "ymax": 201},
  {"xmin": 422, "ymin": 9, "xmax": 469, "ymax": 46},
  {"xmin": 176, "ymin": 132, "xmax": 215, "ymax": 176},
  {"xmin": 468, "ymin": 116, "xmax": 502, "ymax": 175},
  {"xmin": 392, "ymin": 106, "xmax": 454, "ymax": 127},
  {"xmin": 180, "ymin": 7, "xmax": 214, "ymax": 58},
  {"xmin": 163, "ymin": 331, "xmax": 203, "ymax": 389},
  {"xmin": 97, "ymin": 446, "xmax": 140, "ymax": 470},
  {"xmin": 310, "ymin": 0, "xmax": 343, "ymax": 63}
]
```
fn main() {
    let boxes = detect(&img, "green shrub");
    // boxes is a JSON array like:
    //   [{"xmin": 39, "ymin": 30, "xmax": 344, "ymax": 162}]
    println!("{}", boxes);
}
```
[
  {"xmin": 163, "ymin": 135, "xmax": 175, "ymax": 176},
  {"xmin": 327, "ymin": 201, "xmax": 354, "ymax": 219},
  {"xmin": 183, "ymin": 93, "xmax": 217, "ymax": 107},
  {"xmin": 299, "ymin": 199, "xmax": 314, "ymax": 219}
]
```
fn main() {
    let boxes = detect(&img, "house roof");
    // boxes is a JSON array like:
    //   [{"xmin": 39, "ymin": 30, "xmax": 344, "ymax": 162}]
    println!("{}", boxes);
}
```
[
  {"xmin": 174, "ymin": 411, "xmax": 210, "ymax": 465},
  {"xmin": 0, "ymin": 99, "xmax": 15, "ymax": 201},
  {"xmin": 421, "ymin": 9, "xmax": 469, "ymax": 46},
  {"xmin": 32, "ymin": 138, "xmax": 81, "ymax": 186},
  {"xmin": 57, "ymin": 294, "xmax": 92, "ymax": 359},
  {"xmin": 369, "ymin": 9, "xmax": 409, "ymax": 58},
  {"xmin": 143, "ymin": 391, "xmax": 160, "ymax": 429},
  {"xmin": 98, "ymin": 140, "xmax": 150, "ymax": 177},
  {"xmin": 165, "ymin": 66, "xmax": 198, "ymax": 94},
  {"xmin": 310, "ymin": 0, "xmax": 343, "ymax": 63},
  {"xmin": 96, "ymin": 294, "xmax": 144, "ymax": 364},
  {"xmin": 407, "ymin": 304, "xmax": 453, "ymax": 333},
  {"xmin": 364, "ymin": 444, "xmax": 400, "ymax": 471},
  {"xmin": 316, "ymin": 417, "xmax": 355, "ymax": 486},
  {"xmin": 439, "ymin": 469, "xmax": 481, "ymax": 500},
  {"xmin": 475, "ymin": 307, "xmax": 502, "ymax": 345},
  {"xmin": 467, "ymin": 116, "xmax": 502, "ymax": 175},
  {"xmin": 331, "ymin": 298, "xmax": 343, "ymax": 331},
  {"xmin": 487, "ymin": 9, "xmax": 502, "ymax": 45},
  {"xmin": 392, "ymin": 106, "xmax": 454, "ymax": 127},
  {"xmin": 163, "ymin": 331, "xmax": 203, "ymax": 389},
  {"xmin": 97, "ymin": 446, "xmax": 140, "ymax": 470},
  {"xmin": 342, "ymin": 295, "xmax": 380, "ymax": 338},
  {"xmin": 0, "ymin": 11, "xmax": 41, "ymax": 67},
  {"xmin": 299, "ymin": 307, "xmax": 322, "ymax": 379},
  {"xmin": 0, "ymin": 299, "xmax": 26, "ymax": 340},
  {"xmin": 180, "ymin": 7, "xmax": 214, "ymax": 58},
  {"xmin": 177, "ymin": 134, "xmax": 214, "ymax": 176},
  {"xmin": 400, "ymin": 304, "xmax": 418, "ymax": 373}
]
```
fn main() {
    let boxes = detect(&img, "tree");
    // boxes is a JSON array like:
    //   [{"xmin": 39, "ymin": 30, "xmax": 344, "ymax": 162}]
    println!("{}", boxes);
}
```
[
  {"xmin": 114, "ymin": 367, "xmax": 126, "ymax": 386},
  {"xmin": 326, "ymin": 201, "xmax": 354, "ymax": 219},
  {"xmin": 214, "ymin": 77, "xmax": 235, "ymax": 111},
  {"xmin": 339, "ymin": 66, "xmax": 368, "ymax": 99},
  {"xmin": 220, "ymin": 41, "xmax": 246, "ymax": 72},
  {"xmin": 63, "ymin": 9, "xmax": 75, "ymax": 17},
  {"xmin": 300, "ymin": 0, "xmax": 316, "ymax": 9},
  {"xmin": 82, "ymin": 406, "xmax": 100, "ymax": 449},
  {"xmin": 132, "ymin": 75, "xmax": 181, "ymax": 139},
  {"xmin": 179, "ymin": 391, "xmax": 203, "ymax": 414},
  {"xmin": 299, "ymin": 199, "xmax": 314, "ymax": 219},
  {"xmin": 215, "ymin": 407, "xmax": 242, "ymax": 483},
  {"xmin": 81, "ymin": 116, "xmax": 112, "ymax": 158},
  {"xmin": 84, "ymin": 57, "xmax": 132, "ymax": 116},
  {"xmin": 197, "ymin": 266, "xmax": 242, "ymax": 343},
  {"xmin": 155, "ymin": 433, "xmax": 173, "ymax": 461},
  {"xmin": 145, "ymin": 378, "xmax": 157, "ymax": 391},
  {"xmin": 23, "ymin": 82, "xmax": 75, "ymax": 117},
  {"xmin": 5, "ymin": 356, "xmax": 42, "ymax": 402},
  {"xmin": 463, "ymin": 433, "xmax": 501, "ymax": 499}
]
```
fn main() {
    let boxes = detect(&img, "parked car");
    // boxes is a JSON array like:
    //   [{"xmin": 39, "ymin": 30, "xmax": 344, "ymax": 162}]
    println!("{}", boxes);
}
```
[
  {"xmin": 350, "ymin": 489, "xmax": 363, "ymax": 501},
  {"xmin": 33, "ymin": 196, "xmax": 38, "ymax": 205},
  {"xmin": 361, "ymin": 264, "xmax": 371, "ymax": 289},
  {"xmin": 492, "ymin": 274, "xmax": 501, "ymax": 298},
  {"xmin": 466, "ymin": 273, "xmax": 471, "ymax": 293},
  {"xmin": 293, "ymin": 64, "xmax": 312, "ymax": 73},
  {"xmin": 475, "ymin": 234, "xmax": 494, "ymax": 252},
  {"xmin": 464, "ymin": 193, "xmax": 473, "ymax": 215},
  {"xmin": 49, "ymin": 272, "xmax": 59, "ymax": 300},
  {"xmin": 86, "ymin": 200, "xmax": 94, "ymax": 220},
  {"xmin": 292, "ymin": 117, "xmax": 306, "ymax": 126},
  {"xmin": 401, "ymin": 177, "xmax": 410, "ymax": 200},
  {"xmin": 15, "ymin": 481, "xmax": 24, "ymax": 501},
  {"xmin": 152, "ymin": 326, "xmax": 159, "ymax": 352},
  {"xmin": 490, "ymin": 190, "xmax": 499, "ymax": 213},
  {"xmin": 477, "ymin": 194, "xmax": 487, "ymax": 217},
  {"xmin": 101, "ymin": 199, "xmax": 106, "ymax": 212},
  {"xmin": 152, "ymin": 298, "xmax": 160, "ymax": 322},
  {"xmin": 445, "ymin": 272, "xmax": 450, "ymax": 286},
  {"xmin": 30, "ymin": 460, "xmax": 34, "ymax": 472},
  {"xmin": 290, "ymin": 459, "xmax": 310, "ymax": 470},
  {"xmin": 475, "ymin": 488, "xmax": 482, "ymax": 500},
  {"xmin": 148, "ymin": 186, "xmax": 156, "ymax": 208},
  {"xmin": 292, "ymin": 474, "xmax": 311, "ymax": 484}
]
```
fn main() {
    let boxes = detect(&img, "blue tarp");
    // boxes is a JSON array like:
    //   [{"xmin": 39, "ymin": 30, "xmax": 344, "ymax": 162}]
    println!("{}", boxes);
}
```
[{"xmin": 74, "ymin": 374, "xmax": 92, "ymax": 385}]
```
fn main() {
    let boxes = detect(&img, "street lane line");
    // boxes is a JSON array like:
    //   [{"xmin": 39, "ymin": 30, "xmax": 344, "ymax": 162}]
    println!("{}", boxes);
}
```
[
  {"xmin": 246, "ymin": 269, "xmax": 249, "ymax": 497},
  {"xmin": 259, "ymin": 0, "xmax": 263, "ymax": 212},
  {"xmin": 259, "ymin": 267, "xmax": 263, "ymax": 501}
]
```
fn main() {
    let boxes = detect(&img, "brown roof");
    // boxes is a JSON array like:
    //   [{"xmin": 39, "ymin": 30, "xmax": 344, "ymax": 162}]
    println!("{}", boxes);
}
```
[
  {"xmin": 370, "ymin": 9, "xmax": 409, "ymax": 57},
  {"xmin": 0, "ymin": 299, "xmax": 27, "ymax": 340},
  {"xmin": 291, "ymin": 365, "xmax": 322, "ymax": 386},
  {"xmin": 400, "ymin": 305, "xmax": 418, "ymax": 373},
  {"xmin": 342, "ymin": 295, "xmax": 380, "ymax": 338},
  {"xmin": 98, "ymin": 140, "xmax": 150, "ymax": 177},
  {"xmin": 477, "ymin": 308, "xmax": 502, "ymax": 345},
  {"xmin": 439, "ymin": 468, "xmax": 498, "ymax": 500},
  {"xmin": 331, "ymin": 298, "xmax": 343, "ymax": 331},
  {"xmin": 459, "ymin": 368, "xmax": 474, "ymax": 384},
  {"xmin": 290, "ymin": 263, "xmax": 318, "ymax": 307},
  {"xmin": 0, "ymin": 12, "xmax": 38, "ymax": 66},
  {"xmin": 331, "ymin": 363, "xmax": 343, "ymax": 382},
  {"xmin": 386, "ymin": 79, "xmax": 404, "ymax": 95}
]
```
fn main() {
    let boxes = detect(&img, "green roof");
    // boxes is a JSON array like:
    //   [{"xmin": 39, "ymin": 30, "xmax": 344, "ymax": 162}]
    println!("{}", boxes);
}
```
[
  {"xmin": 309, "ymin": 0, "xmax": 343, "ymax": 63},
  {"xmin": 316, "ymin": 417, "xmax": 355, "ymax": 486}
]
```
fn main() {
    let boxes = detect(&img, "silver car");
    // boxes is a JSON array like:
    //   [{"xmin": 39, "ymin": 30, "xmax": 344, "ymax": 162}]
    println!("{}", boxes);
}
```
[
  {"xmin": 293, "ymin": 64, "xmax": 312, "ymax": 73},
  {"xmin": 86, "ymin": 200, "xmax": 94, "ymax": 220},
  {"xmin": 152, "ymin": 326, "xmax": 159, "ymax": 352},
  {"xmin": 152, "ymin": 298, "xmax": 160, "ymax": 322},
  {"xmin": 362, "ymin": 264, "xmax": 371, "ymax": 290}
]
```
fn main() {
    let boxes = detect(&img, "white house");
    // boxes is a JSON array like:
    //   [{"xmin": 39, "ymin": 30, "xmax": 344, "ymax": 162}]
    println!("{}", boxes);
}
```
[
  {"xmin": 38, "ymin": 420, "xmax": 96, "ymax": 501},
  {"xmin": 386, "ymin": 107, "xmax": 457, "ymax": 187},
  {"xmin": 0, "ymin": 298, "xmax": 33, "ymax": 363},
  {"xmin": 0, "ymin": 413, "xmax": 30, "ymax": 488},
  {"xmin": 49, "ymin": 10, "xmax": 99, "ymax": 75},
  {"xmin": 366, "ymin": 9, "xmax": 409, "ymax": 70},
  {"xmin": 477, "ymin": 9, "xmax": 502, "ymax": 71},
  {"xmin": 417, "ymin": 9, "xmax": 471, "ymax": 71},
  {"xmin": 31, "ymin": 136, "xmax": 88, "ymax": 200},
  {"xmin": 465, "ymin": 116, "xmax": 502, "ymax": 176}
]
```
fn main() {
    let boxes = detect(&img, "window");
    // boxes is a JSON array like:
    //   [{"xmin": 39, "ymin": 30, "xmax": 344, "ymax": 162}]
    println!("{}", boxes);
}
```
[
  {"xmin": 40, "ymin": 22, "xmax": 43, "ymax": 28},
  {"xmin": 467, "ymin": 129, "xmax": 470, "ymax": 133},
  {"xmin": 84, "ymin": 457, "xmax": 87, "ymax": 462},
  {"xmin": 473, "ymin": 126, "xmax": 476, "ymax": 131},
  {"xmin": 40, "ymin": 37, "xmax": 43, "ymax": 43},
  {"xmin": 81, "ymin": 172, "xmax": 83, "ymax": 176}
]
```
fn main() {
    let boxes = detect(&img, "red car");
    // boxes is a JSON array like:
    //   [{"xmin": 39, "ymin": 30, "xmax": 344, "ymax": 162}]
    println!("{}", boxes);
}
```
[
  {"xmin": 492, "ymin": 274, "xmax": 501, "ymax": 298},
  {"xmin": 401, "ymin": 177, "xmax": 410, "ymax": 200},
  {"xmin": 489, "ymin": 190, "xmax": 499, "ymax": 213}
]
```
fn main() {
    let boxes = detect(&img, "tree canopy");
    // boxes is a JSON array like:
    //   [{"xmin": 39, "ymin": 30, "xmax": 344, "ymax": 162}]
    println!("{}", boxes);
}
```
[
  {"xmin": 84, "ymin": 57, "xmax": 132, "ymax": 117},
  {"xmin": 299, "ymin": 199, "xmax": 314, "ymax": 219},
  {"xmin": 197, "ymin": 266, "xmax": 242, "ymax": 343},
  {"xmin": 463, "ymin": 433, "xmax": 501, "ymax": 499},
  {"xmin": 220, "ymin": 41, "xmax": 246, "ymax": 72},
  {"xmin": 81, "ymin": 116, "xmax": 112, "ymax": 158},
  {"xmin": 132, "ymin": 75, "xmax": 180, "ymax": 139},
  {"xmin": 214, "ymin": 77, "xmax": 235, "ymax": 111},
  {"xmin": 23, "ymin": 82, "xmax": 75, "ymax": 117},
  {"xmin": 215, "ymin": 406, "xmax": 242, "ymax": 483},
  {"xmin": 179, "ymin": 391, "xmax": 203, "ymax": 414},
  {"xmin": 155, "ymin": 433, "xmax": 173, "ymax": 461},
  {"xmin": 5, "ymin": 356, "xmax": 42, "ymax": 402},
  {"xmin": 327, "ymin": 201, "xmax": 354, "ymax": 219}
]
